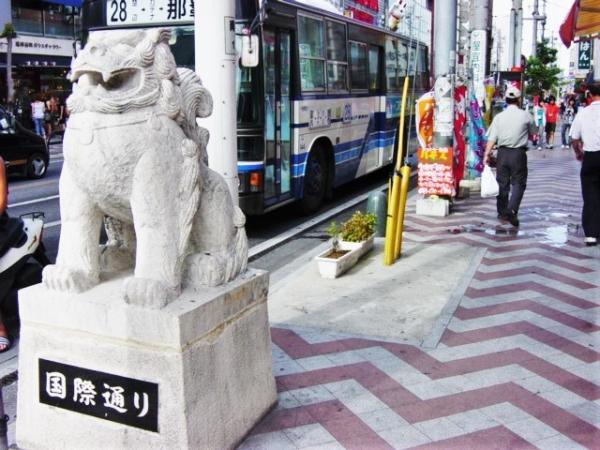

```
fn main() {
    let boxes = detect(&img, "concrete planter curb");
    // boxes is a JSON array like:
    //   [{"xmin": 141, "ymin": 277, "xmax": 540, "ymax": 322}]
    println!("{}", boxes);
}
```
[{"xmin": 315, "ymin": 236, "xmax": 375, "ymax": 279}]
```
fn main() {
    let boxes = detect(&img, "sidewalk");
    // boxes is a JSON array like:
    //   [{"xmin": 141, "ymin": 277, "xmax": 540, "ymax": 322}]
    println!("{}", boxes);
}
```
[{"xmin": 239, "ymin": 149, "xmax": 600, "ymax": 450}]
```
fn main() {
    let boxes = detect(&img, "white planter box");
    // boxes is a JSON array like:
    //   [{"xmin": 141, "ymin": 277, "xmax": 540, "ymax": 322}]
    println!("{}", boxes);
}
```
[{"xmin": 315, "ymin": 236, "xmax": 374, "ymax": 279}]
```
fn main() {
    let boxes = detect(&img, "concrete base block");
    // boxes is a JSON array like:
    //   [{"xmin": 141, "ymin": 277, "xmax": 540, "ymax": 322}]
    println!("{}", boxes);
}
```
[
  {"xmin": 16, "ymin": 269, "xmax": 276, "ymax": 450},
  {"xmin": 457, "ymin": 186, "xmax": 470, "ymax": 199},
  {"xmin": 416, "ymin": 197, "xmax": 450, "ymax": 217},
  {"xmin": 459, "ymin": 178, "xmax": 481, "ymax": 193}
]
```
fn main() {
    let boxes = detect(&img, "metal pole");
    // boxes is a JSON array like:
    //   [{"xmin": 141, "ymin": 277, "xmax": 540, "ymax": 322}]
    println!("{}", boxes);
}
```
[
  {"xmin": 508, "ymin": 6, "xmax": 516, "ymax": 69},
  {"xmin": 432, "ymin": 0, "xmax": 457, "ymax": 148},
  {"xmin": 195, "ymin": 0, "xmax": 239, "ymax": 204},
  {"xmin": 532, "ymin": 0, "xmax": 539, "ymax": 56},
  {"xmin": 513, "ymin": 0, "xmax": 523, "ymax": 67},
  {"xmin": 0, "ymin": 388, "xmax": 8, "ymax": 450}
]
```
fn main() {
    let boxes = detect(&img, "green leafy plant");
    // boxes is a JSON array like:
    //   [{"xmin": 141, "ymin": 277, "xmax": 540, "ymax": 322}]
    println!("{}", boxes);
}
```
[
  {"xmin": 325, "ymin": 221, "xmax": 341, "ymax": 251},
  {"xmin": 340, "ymin": 211, "xmax": 376, "ymax": 243}
]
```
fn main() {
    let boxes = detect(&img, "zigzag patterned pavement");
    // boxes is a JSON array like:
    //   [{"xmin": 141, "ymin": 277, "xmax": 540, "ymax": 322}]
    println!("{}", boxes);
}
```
[{"xmin": 239, "ymin": 151, "xmax": 600, "ymax": 450}]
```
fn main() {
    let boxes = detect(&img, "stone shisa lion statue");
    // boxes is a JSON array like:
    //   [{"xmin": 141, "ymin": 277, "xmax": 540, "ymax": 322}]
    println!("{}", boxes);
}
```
[{"xmin": 42, "ymin": 28, "xmax": 248, "ymax": 308}]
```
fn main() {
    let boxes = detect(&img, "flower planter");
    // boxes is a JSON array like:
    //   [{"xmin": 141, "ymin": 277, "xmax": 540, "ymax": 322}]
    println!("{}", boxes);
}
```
[{"xmin": 315, "ymin": 235, "xmax": 374, "ymax": 279}]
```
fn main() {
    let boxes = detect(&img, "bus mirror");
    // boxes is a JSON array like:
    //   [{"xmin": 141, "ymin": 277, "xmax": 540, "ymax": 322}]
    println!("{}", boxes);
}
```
[{"xmin": 241, "ymin": 35, "xmax": 259, "ymax": 68}]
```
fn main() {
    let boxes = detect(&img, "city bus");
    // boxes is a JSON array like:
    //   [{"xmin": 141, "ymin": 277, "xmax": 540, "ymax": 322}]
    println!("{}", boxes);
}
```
[{"xmin": 80, "ymin": 0, "xmax": 429, "ymax": 214}]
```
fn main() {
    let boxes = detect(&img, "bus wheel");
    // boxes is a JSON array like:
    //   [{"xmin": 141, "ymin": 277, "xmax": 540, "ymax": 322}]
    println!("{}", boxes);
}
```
[{"xmin": 301, "ymin": 149, "xmax": 327, "ymax": 214}]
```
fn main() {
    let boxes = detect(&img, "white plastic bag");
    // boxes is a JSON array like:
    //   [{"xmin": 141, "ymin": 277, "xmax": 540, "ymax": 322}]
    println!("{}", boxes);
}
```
[{"xmin": 481, "ymin": 165, "xmax": 499, "ymax": 198}]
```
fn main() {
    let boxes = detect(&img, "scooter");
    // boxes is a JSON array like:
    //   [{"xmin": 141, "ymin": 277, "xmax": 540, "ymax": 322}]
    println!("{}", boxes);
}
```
[{"xmin": 0, "ymin": 212, "xmax": 51, "ymax": 317}]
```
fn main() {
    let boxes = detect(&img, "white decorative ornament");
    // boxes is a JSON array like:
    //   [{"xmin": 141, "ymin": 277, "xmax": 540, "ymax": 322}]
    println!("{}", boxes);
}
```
[{"xmin": 43, "ymin": 28, "xmax": 248, "ymax": 308}]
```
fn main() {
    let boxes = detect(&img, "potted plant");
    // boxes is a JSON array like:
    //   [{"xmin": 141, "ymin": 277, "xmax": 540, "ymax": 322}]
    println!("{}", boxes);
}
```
[{"xmin": 316, "ymin": 211, "xmax": 376, "ymax": 279}]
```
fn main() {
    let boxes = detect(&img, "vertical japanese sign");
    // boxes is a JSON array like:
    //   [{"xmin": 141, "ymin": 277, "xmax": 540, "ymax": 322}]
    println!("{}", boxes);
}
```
[
  {"xmin": 39, "ymin": 359, "xmax": 159, "ymax": 432},
  {"xmin": 578, "ymin": 41, "xmax": 592, "ymax": 70},
  {"xmin": 469, "ymin": 30, "xmax": 487, "ymax": 105}
]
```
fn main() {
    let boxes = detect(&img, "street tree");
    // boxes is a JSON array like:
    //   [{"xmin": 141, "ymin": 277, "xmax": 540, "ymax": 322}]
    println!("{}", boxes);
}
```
[
  {"xmin": 524, "ymin": 39, "xmax": 561, "ymax": 97},
  {"xmin": 0, "ymin": 23, "xmax": 17, "ymax": 105}
]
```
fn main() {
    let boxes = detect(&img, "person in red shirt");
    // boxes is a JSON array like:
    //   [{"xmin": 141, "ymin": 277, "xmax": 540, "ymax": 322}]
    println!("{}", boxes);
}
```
[{"xmin": 545, "ymin": 95, "xmax": 560, "ymax": 148}]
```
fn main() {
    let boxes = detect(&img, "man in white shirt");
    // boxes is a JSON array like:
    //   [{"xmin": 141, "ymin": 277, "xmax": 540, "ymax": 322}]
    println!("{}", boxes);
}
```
[
  {"xmin": 570, "ymin": 82, "xmax": 600, "ymax": 246},
  {"xmin": 484, "ymin": 86, "xmax": 534, "ymax": 227}
]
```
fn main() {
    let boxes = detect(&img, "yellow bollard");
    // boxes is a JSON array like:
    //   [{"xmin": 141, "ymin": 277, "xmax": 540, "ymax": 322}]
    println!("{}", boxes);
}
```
[
  {"xmin": 384, "ymin": 76, "xmax": 410, "ymax": 265},
  {"xmin": 393, "ymin": 164, "xmax": 411, "ymax": 258}
]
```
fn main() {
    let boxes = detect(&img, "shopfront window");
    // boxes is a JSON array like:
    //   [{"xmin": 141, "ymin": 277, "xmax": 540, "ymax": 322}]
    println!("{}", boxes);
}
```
[
  {"xmin": 12, "ymin": 7, "xmax": 43, "ymax": 35},
  {"xmin": 44, "ymin": 4, "xmax": 76, "ymax": 38},
  {"xmin": 11, "ymin": 1, "xmax": 79, "ymax": 38}
]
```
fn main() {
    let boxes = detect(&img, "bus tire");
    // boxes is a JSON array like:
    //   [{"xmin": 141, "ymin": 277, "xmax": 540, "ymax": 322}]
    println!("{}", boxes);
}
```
[{"xmin": 301, "ymin": 148, "xmax": 327, "ymax": 214}]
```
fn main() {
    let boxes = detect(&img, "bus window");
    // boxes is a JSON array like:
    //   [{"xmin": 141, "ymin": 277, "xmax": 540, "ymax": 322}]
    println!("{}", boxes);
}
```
[
  {"xmin": 326, "ymin": 20, "xmax": 348, "ymax": 92},
  {"xmin": 385, "ymin": 39, "xmax": 399, "ymax": 91},
  {"xmin": 368, "ymin": 45, "xmax": 381, "ymax": 91},
  {"xmin": 298, "ymin": 15, "xmax": 326, "ymax": 91},
  {"xmin": 349, "ymin": 42, "xmax": 368, "ymax": 91}
]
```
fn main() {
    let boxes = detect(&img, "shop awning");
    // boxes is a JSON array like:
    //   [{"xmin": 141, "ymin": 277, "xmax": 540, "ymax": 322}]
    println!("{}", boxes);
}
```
[
  {"xmin": 560, "ymin": 0, "xmax": 600, "ymax": 47},
  {"xmin": 42, "ymin": 0, "xmax": 83, "ymax": 7}
]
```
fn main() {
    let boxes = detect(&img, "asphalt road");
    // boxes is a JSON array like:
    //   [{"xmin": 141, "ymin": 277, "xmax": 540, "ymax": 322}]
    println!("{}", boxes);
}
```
[{"xmin": 6, "ymin": 142, "xmax": 396, "ymax": 273}]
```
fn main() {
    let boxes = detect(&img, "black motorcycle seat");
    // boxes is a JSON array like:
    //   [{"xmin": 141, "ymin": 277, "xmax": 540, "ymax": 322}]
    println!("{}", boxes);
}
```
[{"xmin": 0, "ymin": 216, "xmax": 26, "ymax": 258}]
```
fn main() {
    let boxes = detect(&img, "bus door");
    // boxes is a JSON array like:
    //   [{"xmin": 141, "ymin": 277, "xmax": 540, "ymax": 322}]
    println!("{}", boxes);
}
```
[{"xmin": 263, "ymin": 27, "xmax": 292, "ymax": 202}]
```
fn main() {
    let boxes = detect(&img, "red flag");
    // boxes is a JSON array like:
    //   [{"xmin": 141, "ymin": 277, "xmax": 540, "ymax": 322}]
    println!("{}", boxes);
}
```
[{"xmin": 559, "ymin": 0, "xmax": 579, "ymax": 48}]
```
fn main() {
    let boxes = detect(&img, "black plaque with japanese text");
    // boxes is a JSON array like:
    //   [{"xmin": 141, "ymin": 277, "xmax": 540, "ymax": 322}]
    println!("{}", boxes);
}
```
[{"xmin": 39, "ymin": 359, "xmax": 159, "ymax": 432}]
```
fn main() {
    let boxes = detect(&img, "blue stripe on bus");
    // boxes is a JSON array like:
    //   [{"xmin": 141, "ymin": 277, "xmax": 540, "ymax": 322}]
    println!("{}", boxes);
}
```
[{"xmin": 238, "ymin": 163, "xmax": 264, "ymax": 172}]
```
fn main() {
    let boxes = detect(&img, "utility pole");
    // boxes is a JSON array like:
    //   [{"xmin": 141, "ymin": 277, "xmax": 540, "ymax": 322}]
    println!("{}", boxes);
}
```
[
  {"xmin": 432, "ymin": 0, "xmax": 457, "ymax": 148},
  {"xmin": 195, "ymin": 0, "xmax": 239, "ymax": 204},
  {"xmin": 532, "ymin": 0, "xmax": 539, "ymax": 56},
  {"xmin": 541, "ymin": 0, "xmax": 547, "ymax": 42},
  {"xmin": 457, "ymin": 0, "xmax": 470, "ymax": 79},
  {"xmin": 508, "ymin": 0, "xmax": 523, "ymax": 68}
]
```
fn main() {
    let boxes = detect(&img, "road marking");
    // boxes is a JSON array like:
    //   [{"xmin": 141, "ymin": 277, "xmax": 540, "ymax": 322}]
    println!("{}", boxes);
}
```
[
  {"xmin": 44, "ymin": 220, "xmax": 61, "ymax": 229},
  {"xmin": 8, "ymin": 178, "xmax": 58, "ymax": 191},
  {"xmin": 34, "ymin": 184, "xmax": 392, "ymax": 239},
  {"xmin": 8, "ymin": 194, "xmax": 60, "ymax": 208},
  {"xmin": 248, "ymin": 182, "xmax": 389, "ymax": 260}
]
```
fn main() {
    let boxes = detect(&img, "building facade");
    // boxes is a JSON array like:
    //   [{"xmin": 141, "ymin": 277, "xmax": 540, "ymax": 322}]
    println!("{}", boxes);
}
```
[{"xmin": 0, "ymin": 0, "xmax": 80, "ymax": 123}]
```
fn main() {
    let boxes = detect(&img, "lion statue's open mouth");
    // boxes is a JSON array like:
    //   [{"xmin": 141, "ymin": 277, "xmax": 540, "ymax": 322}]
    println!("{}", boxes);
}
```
[{"xmin": 72, "ymin": 69, "xmax": 142, "ymax": 99}]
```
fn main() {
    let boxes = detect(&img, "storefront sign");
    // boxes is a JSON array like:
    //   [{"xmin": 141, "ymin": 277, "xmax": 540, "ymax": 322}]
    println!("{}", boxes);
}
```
[
  {"xmin": 0, "ymin": 36, "xmax": 77, "ymax": 58},
  {"xmin": 39, "ymin": 359, "xmax": 159, "ymax": 432},
  {"xmin": 106, "ymin": 0, "xmax": 195, "ymax": 26},
  {"xmin": 417, "ymin": 147, "xmax": 455, "ymax": 197},
  {"xmin": 578, "ymin": 40, "xmax": 592, "ymax": 70}
]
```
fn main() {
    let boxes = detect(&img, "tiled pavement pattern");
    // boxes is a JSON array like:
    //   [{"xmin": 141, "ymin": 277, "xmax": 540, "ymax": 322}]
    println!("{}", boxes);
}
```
[{"xmin": 240, "ymin": 153, "xmax": 600, "ymax": 450}]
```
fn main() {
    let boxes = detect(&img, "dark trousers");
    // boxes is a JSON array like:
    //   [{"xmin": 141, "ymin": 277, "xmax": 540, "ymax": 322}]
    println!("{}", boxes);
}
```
[
  {"xmin": 561, "ymin": 123, "xmax": 571, "ymax": 146},
  {"xmin": 496, "ymin": 147, "xmax": 528, "ymax": 215},
  {"xmin": 581, "ymin": 151, "xmax": 600, "ymax": 239}
]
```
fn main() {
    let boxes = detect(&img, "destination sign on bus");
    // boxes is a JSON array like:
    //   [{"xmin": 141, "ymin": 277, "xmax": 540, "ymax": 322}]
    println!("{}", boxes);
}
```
[{"xmin": 107, "ymin": 0, "xmax": 194, "ymax": 27}]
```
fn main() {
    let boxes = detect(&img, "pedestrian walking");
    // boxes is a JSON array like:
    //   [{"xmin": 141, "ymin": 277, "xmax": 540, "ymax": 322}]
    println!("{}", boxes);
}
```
[
  {"xmin": 483, "ymin": 86, "xmax": 534, "ymax": 227},
  {"xmin": 570, "ymin": 82, "xmax": 600, "ymax": 247},
  {"xmin": 561, "ymin": 98, "xmax": 576, "ymax": 148},
  {"xmin": 533, "ymin": 99, "xmax": 546, "ymax": 149},
  {"xmin": 545, "ymin": 96, "xmax": 559, "ymax": 148},
  {"xmin": 30, "ymin": 95, "xmax": 46, "ymax": 139}
]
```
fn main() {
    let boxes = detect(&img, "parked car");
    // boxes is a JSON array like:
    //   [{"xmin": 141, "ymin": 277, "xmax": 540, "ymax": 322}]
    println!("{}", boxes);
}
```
[{"xmin": 0, "ymin": 106, "xmax": 49, "ymax": 179}]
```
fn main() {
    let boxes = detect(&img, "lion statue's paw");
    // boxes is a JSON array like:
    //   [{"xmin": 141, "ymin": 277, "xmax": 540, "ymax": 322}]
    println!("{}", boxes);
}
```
[
  {"xmin": 184, "ymin": 253, "xmax": 226, "ymax": 287},
  {"xmin": 99, "ymin": 244, "xmax": 135, "ymax": 272},
  {"xmin": 42, "ymin": 265, "xmax": 99, "ymax": 293},
  {"xmin": 123, "ymin": 277, "xmax": 178, "ymax": 309}
]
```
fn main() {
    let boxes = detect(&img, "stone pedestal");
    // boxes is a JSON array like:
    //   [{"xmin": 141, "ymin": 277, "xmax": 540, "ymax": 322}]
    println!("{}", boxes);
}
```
[
  {"xmin": 459, "ymin": 178, "xmax": 481, "ymax": 194},
  {"xmin": 16, "ymin": 269, "xmax": 276, "ymax": 450},
  {"xmin": 416, "ymin": 197, "xmax": 450, "ymax": 217}
]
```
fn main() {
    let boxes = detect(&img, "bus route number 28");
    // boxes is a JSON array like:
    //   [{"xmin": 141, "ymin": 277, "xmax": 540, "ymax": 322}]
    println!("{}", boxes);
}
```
[{"xmin": 110, "ymin": 0, "xmax": 128, "ymax": 23}]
